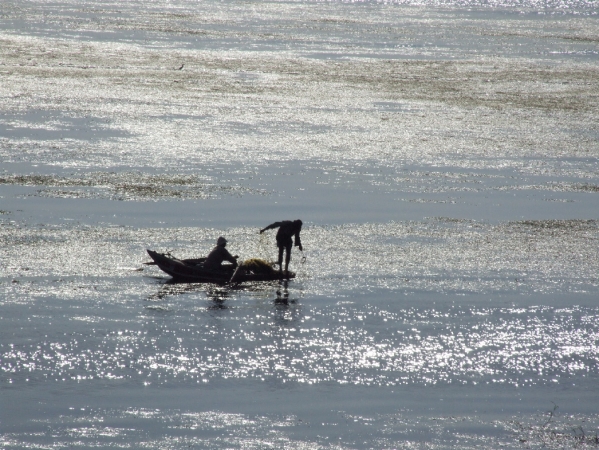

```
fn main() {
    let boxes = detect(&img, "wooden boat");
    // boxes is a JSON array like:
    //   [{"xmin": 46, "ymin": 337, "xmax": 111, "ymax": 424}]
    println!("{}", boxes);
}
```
[{"xmin": 146, "ymin": 250, "xmax": 295, "ymax": 283}]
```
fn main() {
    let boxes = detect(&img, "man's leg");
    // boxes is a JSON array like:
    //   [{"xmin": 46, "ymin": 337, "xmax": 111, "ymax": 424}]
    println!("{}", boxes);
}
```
[
  {"xmin": 277, "ymin": 245, "xmax": 284, "ymax": 271},
  {"xmin": 284, "ymin": 243, "xmax": 292, "ymax": 272}
]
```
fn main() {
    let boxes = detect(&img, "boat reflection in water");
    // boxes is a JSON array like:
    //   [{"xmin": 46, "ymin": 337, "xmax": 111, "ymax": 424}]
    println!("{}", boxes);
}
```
[{"xmin": 147, "ymin": 277, "xmax": 298, "ymax": 311}]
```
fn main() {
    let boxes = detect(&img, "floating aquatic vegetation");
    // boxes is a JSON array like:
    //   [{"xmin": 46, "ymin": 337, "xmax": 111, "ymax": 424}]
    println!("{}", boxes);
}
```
[
  {"xmin": 0, "ymin": 172, "xmax": 267, "ymax": 200},
  {"xmin": 505, "ymin": 405, "xmax": 599, "ymax": 449},
  {"xmin": 513, "ymin": 219, "xmax": 598, "ymax": 230},
  {"xmin": 241, "ymin": 258, "xmax": 277, "ymax": 275}
]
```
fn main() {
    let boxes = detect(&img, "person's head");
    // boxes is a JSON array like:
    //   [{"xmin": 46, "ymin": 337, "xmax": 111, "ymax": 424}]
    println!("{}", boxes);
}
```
[
  {"xmin": 293, "ymin": 219, "xmax": 303, "ymax": 230},
  {"xmin": 217, "ymin": 236, "xmax": 227, "ymax": 247}
]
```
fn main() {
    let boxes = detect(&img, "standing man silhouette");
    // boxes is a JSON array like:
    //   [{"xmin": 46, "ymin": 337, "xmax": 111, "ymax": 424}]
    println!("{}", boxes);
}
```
[{"xmin": 260, "ymin": 220, "xmax": 303, "ymax": 273}]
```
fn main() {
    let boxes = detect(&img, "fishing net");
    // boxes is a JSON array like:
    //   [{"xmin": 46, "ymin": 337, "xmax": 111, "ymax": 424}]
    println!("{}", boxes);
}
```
[{"xmin": 241, "ymin": 258, "xmax": 277, "ymax": 274}]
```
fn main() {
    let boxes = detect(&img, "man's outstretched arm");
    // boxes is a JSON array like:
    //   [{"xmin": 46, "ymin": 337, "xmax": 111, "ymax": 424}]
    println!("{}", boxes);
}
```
[{"xmin": 260, "ymin": 222, "xmax": 282, "ymax": 233}]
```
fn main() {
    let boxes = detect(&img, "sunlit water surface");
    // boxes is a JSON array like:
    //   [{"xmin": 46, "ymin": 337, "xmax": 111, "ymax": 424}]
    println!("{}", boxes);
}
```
[{"xmin": 1, "ymin": 0, "xmax": 599, "ymax": 448}]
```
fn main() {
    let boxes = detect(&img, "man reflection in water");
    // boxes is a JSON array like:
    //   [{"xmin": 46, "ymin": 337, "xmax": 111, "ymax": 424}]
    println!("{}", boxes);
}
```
[
  {"xmin": 260, "ymin": 220, "xmax": 303, "ymax": 273},
  {"xmin": 275, "ymin": 280, "xmax": 292, "ymax": 305},
  {"xmin": 203, "ymin": 236, "xmax": 238, "ymax": 270}
]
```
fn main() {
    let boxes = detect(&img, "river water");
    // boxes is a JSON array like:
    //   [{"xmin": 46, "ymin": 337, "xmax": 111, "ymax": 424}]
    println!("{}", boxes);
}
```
[{"xmin": 1, "ymin": 0, "xmax": 599, "ymax": 448}]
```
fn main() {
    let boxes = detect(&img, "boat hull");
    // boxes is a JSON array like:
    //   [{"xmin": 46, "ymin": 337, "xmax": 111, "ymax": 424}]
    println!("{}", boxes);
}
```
[{"xmin": 146, "ymin": 250, "xmax": 295, "ymax": 283}]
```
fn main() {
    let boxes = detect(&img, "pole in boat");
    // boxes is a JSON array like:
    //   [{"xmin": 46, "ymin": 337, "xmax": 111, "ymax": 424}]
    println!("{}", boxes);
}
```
[{"xmin": 229, "ymin": 266, "xmax": 242, "ymax": 283}]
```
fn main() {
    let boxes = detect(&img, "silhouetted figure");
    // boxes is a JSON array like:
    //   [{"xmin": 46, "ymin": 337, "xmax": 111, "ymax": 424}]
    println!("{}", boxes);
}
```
[
  {"xmin": 260, "ymin": 220, "xmax": 303, "ymax": 273},
  {"xmin": 204, "ymin": 236, "xmax": 238, "ymax": 270}
]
